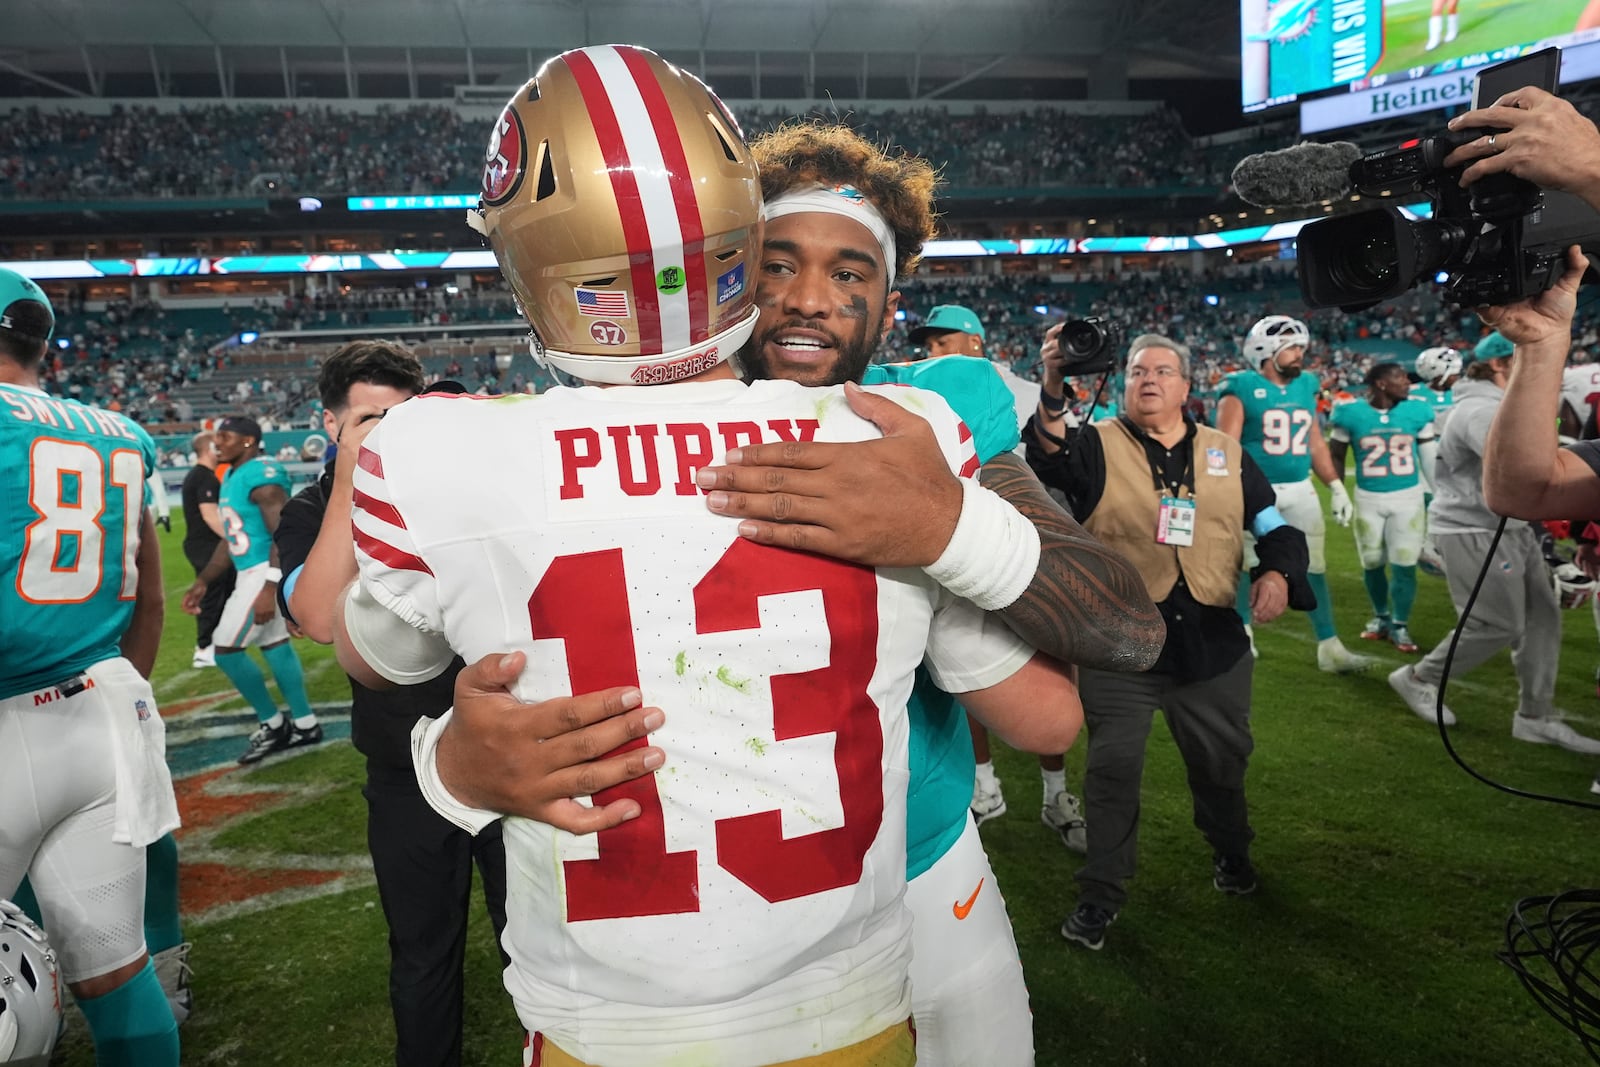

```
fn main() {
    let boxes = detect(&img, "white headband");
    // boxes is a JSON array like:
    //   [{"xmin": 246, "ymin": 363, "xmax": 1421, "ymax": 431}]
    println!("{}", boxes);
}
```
[{"xmin": 763, "ymin": 184, "xmax": 899, "ymax": 282}]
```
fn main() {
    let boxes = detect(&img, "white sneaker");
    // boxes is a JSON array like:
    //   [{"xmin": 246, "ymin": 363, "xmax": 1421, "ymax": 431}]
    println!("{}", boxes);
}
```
[
  {"xmin": 1511, "ymin": 715, "xmax": 1600, "ymax": 756},
  {"xmin": 1387, "ymin": 664, "xmax": 1457, "ymax": 726},
  {"xmin": 152, "ymin": 941, "xmax": 193, "ymax": 1025},
  {"xmin": 1042, "ymin": 789, "xmax": 1088, "ymax": 854},
  {"xmin": 971, "ymin": 776, "xmax": 1007, "ymax": 826},
  {"xmin": 191, "ymin": 645, "xmax": 215, "ymax": 668},
  {"xmin": 1318, "ymin": 637, "xmax": 1377, "ymax": 675}
]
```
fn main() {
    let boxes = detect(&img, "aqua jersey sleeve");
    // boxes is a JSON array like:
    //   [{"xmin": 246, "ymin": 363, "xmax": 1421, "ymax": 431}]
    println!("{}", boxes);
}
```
[{"xmin": 863, "ymin": 357, "xmax": 1018, "ymax": 463}]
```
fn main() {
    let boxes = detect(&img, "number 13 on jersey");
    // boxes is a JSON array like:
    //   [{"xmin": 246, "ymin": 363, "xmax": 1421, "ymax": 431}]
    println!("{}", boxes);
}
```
[{"xmin": 532, "ymin": 541, "xmax": 885, "ymax": 923}]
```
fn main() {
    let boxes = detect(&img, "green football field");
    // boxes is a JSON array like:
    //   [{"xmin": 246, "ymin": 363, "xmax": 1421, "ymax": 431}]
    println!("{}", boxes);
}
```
[
  {"xmin": 46, "ymin": 499, "xmax": 1600, "ymax": 1066},
  {"xmin": 1369, "ymin": 0, "xmax": 1590, "ymax": 80}
]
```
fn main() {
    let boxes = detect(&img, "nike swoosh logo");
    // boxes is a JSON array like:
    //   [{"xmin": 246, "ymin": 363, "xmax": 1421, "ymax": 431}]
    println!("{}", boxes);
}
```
[{"xmin": 952, "ymin": 878, "xmax": 985, "ymax": 920}]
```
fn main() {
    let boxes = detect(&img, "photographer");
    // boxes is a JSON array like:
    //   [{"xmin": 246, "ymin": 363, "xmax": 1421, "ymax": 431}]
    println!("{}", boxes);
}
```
[{"xmin": 1027, "ymin": 330, "xmax": 1312, "ymax": 950}]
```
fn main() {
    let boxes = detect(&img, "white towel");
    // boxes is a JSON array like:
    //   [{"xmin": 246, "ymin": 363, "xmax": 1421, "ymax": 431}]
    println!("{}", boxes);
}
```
[{"xmin": 94, "ymin": 658, "xmax": 181, "ymax": 848}]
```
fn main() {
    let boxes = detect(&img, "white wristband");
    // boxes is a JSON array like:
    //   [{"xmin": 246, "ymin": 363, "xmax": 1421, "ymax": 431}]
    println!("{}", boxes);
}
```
[
  {"xmin": 924, "ymin": 478, "xmax": 1042, "ymax": 611},
  {"xmin": 1328, "ymin": 481, "xmax": 1350, "ymax": 503},
  {"xmin": 411, "ymin": 712, "xmax": 502, "ymax": 835}
]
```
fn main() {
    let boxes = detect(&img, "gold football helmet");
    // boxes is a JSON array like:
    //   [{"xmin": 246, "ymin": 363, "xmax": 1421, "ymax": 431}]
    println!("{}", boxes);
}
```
[{"xmin": 470, "ymin": 45, "xmax": 761, "ymax": 385}]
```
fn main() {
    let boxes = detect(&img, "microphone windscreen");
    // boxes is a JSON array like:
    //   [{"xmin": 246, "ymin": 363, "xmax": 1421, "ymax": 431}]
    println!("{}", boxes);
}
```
[{"xmin": 1231, "ymin": 141, "xmax": 1362, "ymax": 208}]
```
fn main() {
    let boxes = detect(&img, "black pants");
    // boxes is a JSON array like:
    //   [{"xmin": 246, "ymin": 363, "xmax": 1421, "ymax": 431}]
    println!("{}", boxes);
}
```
[
  {"xmin": 365, "ymin": 758, "xmax": 510, "ymax": 1067},
  {"xmin": 183, "ymin": 542, "xmax": 234, "ymax": 649},
  {"xmin": 1074, "ymin": 652, "xmax": 1256, "ymax": 912}
]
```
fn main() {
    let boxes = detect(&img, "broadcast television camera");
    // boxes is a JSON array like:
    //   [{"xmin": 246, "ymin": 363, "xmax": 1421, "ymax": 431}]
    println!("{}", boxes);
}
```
[{"xmin": 1296, "ymin": 47, "xmax": 1600, "ymax": 312}]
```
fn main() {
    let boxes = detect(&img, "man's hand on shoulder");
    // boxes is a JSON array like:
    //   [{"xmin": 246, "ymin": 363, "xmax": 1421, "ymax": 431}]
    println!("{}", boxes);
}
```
[
  {"xmin": 696, "ymin": 382, "xmax": 963, "ymax": 566},
  {"xmin": 437, "ymin": 651, "xmax": 669, "ymax": 834}
]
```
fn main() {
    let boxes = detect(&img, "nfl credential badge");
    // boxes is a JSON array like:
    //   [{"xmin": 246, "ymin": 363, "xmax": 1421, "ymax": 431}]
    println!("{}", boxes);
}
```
[{"xmin": 1205, "ymin": 447, "xmax": 1229, "ymax": 476}]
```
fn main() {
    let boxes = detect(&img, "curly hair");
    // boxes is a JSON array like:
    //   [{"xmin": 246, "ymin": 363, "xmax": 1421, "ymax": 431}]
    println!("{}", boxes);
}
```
[{"xmin": 749, "ymin": 121, "xmax": 939, "ymax": 283}]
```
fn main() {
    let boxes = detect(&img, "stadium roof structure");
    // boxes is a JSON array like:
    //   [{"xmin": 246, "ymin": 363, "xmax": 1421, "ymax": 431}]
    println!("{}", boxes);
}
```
[{"xmin": 1, "ymin": 0, "xmax": 1238, "ymax": 102}]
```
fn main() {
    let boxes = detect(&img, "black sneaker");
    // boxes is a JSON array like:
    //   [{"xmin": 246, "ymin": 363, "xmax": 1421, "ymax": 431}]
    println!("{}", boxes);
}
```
[
  {"xmin": 238, "ymin": 721, "xmax": 289, "ymax": 764},
  {"xmin": 1061, "ymin": 903, "xmax": 1116, "ymax": 951},
  {"xmin": 287, "ymin": 721, "xmax": 324, "ymax": 750},
  {"xmin": 1213, "ymin": 853, "xmax": 1258, "ymax": 895}
]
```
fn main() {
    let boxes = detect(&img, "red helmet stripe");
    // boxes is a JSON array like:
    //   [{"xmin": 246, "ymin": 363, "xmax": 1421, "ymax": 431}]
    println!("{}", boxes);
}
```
[
  {"xmin": 562, "ymin": 49, "xmax": 663, "ymax": 354},
  {"xmin": 617, "ymin": 45, "xmax": 710, "ymax": 345}
]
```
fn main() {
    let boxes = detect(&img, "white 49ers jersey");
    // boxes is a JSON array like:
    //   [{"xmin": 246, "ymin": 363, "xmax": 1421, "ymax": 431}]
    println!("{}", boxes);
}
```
[
  {"xmin": 1563, "ymin": 364, "xmax": 1600, "ymax": 427},
  {"xmin": 350, "ymin": 377, "xmax": 1034, "ymax": 1065}
]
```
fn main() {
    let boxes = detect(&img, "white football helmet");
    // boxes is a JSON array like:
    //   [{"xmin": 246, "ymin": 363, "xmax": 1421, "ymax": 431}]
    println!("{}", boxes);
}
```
[
  {"xmin": 1553, "ymin": 563, "xmax": 1598, "ymax": 610},
  {"xmin": 1414, "ymin": 346, "xmax": 1463, "ymax": 386},
  {"xmin": 0, "ymin": 900, "xmax": 61, "ymax": 1065},
  {"xmin": 1242, "ymin": 315, "xmax": 1310, "ymax": 372}
]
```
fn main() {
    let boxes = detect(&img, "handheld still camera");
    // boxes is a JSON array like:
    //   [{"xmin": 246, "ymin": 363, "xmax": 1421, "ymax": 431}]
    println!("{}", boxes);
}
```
[
  {"xmin": 1054, "ymin": 315, "xmax": 1123, "ymax": 376},
  {"xmin": 1297, "ymin": 47, "xmax": 1600, "ymax": 312}
]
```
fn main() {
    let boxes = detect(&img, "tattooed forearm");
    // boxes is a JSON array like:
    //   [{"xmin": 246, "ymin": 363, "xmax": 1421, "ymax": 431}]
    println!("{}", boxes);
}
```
[{"xmin": 979, "ymin": 453, "xmax": 1164, "ymax": 671}]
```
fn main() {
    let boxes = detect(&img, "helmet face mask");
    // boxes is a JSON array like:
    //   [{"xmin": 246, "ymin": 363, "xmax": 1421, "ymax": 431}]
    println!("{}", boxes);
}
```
[
  {"xmin": 1242, "ymin": 315, "xmax": 1311, "ymax": 376},
  {"xmin": 472, "ymin": 45, "xmax": 763, "ymax": 386}
]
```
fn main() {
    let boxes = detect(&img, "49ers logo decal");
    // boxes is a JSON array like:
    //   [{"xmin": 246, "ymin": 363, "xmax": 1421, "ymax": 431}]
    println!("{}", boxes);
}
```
[{"xmin": 482, "ymin": 104, "xmax": 527, "ymax": 206}]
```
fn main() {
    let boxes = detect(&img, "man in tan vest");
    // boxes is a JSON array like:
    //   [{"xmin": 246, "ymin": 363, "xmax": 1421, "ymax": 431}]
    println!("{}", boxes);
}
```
[{"xmin": 1027, "ymin": 331, "xmax": 1314, "ymax": 950}]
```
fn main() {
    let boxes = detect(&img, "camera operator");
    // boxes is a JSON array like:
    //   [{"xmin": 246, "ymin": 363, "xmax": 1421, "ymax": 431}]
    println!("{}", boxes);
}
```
[
  {"xmin": 1385, "ymin": 286, "xmax": 1600, "ymax": 754},
  {"xmin": 1027, "ymin": 331, "xmax": 1313, "ymax": 950},
  {"xmin": 1483, "ymin": 246, "xmax": 1600, "ymax": 522}
]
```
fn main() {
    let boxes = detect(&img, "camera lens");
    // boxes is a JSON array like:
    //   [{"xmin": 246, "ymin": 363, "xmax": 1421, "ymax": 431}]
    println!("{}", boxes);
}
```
[
  {"xmin": 1331, "ymin": 233, "xmax": 1400, "ymax": 293},
  {"xmin": 1061, "ymin": 321, "xmax": 1101, "ymax": 358}
]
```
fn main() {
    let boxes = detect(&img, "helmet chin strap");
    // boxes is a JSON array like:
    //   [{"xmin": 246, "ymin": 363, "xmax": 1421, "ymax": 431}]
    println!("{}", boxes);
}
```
[
  {"xmin": 530, "ymin": 305, "xmax": 758, "ymax": 387},
  {"xmin": 1270, "ymin": 350, "xmax": 1302, "ymax": 378}
]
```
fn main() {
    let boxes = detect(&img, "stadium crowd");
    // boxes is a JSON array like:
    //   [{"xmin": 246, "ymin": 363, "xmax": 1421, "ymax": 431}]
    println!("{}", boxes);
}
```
[{"xmin": 0, "ymin": 100, "xmax": 1235, "ymax": 200}]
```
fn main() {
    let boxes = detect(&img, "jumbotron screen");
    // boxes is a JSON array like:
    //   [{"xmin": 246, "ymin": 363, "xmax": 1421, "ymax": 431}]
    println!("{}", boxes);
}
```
[{"xmin": 1241, "ymin": 0, "xmax": 1600, "ymax": 112}]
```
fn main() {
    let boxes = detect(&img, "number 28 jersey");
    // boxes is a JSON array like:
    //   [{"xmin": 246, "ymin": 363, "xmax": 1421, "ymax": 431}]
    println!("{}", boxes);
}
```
[
  {"xmin": 1327, "ymin": 398, "xmax": 1436, "ymax": 493},
  {"xmin": 0, "ymin": 384, "xmax": 157, "ymax": 699},
  {"xmin": 351, "ymin": 378, "xmax": 1035, "ymax": 1065},
  {"xmin": 1220, "ymin": 369, "xmax": 1321, "ymax": 484}
]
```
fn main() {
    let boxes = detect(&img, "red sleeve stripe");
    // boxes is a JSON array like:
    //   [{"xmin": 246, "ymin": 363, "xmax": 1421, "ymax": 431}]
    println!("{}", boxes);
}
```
[
  {"xmin": 357, "ymin": 447, "xmax": 384, "ymax": 478},
  {"xmin": 354, "ymin": 527, "xmax": 434, "ymax": 576},
  {"xmin": 352, "ymin": 488, "xmax": 407, "ymax": 531},
  {"xmin": 958, "ymin": 422, "xmax": 974, "ymax": 445},
  {"xmin": 959, "ymin": 454, "xmax": 982, "ymax": 478}
]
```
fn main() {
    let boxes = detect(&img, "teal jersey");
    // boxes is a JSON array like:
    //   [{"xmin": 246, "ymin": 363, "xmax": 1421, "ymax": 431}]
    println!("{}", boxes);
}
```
[
  {"xmin": 1219, "ymin": 369, "xmax": 1321, "ymax": 483},
  {"xmin": 1328, "ymin": 398, "xmax": 1435, "ymax": 493},
  {"xmin": 1409, "ymin": 382, "xmax": 1455, "ymax": 418},
  {"xmin": 865, "ymin": 356, "xmax": 1017, "ymax": 878},
  {"xmin": 0, "ymin": 384, "xmax": 158, "ymax": 699},
  {"xmin": 219, "ymin": 455, "xmax": 292, "ymax": 569}
]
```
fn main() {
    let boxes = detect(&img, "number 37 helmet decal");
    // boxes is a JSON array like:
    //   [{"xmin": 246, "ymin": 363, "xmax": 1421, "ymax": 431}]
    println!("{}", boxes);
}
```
[{"xmin": 468, "ymin": 45, "xmax": 762, "ymax": 385}]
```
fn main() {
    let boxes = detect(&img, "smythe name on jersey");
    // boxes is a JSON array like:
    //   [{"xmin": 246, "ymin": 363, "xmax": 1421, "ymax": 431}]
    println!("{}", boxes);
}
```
[{"xmin": 543, "ymin": 417, "xmax": 820, "ymax": 519}]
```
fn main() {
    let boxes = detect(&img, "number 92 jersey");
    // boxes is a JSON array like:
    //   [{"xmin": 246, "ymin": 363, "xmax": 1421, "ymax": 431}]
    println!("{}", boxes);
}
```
[
  {"xmin": 0, "ymin": 384, "xmax": 157, "ymax": 699},
  {"xmin": 350, "ymin": 378, "xmax": 1035, "ymax": 1065},
  {"xmin": 1220, "ymin": 369, "xmax": 1321, "ymax": 484},
  {"xmin": 1327, "ymin": 398, "xmax": 1436, "ymax": 493}
]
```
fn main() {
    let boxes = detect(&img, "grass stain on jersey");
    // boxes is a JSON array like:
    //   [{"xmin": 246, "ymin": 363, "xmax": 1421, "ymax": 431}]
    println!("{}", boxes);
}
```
[
  {"xmin": 715, "ymin": 665, "xmax": 751, "ymax": 693},
  {"xmin": 746, "ymin": 737, "xmax": 768, "ymax": 756},
  {"xmin": 674, "ymin": 650, "xmax": 688, "ymax": 677}
]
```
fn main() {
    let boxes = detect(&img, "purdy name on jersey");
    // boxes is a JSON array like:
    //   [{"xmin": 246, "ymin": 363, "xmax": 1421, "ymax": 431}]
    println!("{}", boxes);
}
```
[{"xmin": 349, "ymin": 377, "xmax": 1031, "ymax": 1065}]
